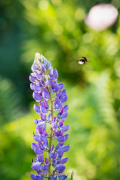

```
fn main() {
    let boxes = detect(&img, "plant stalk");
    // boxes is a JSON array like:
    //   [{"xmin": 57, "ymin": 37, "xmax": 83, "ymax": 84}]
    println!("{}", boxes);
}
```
[{"xmin": 48, "ymin": 93, "xmax": 53, "ymax": 180}]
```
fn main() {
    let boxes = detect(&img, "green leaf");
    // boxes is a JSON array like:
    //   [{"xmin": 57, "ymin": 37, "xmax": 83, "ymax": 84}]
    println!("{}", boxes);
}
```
[
  {"xmin": 0, "ymin": 77, "xmax": 23, "ymax": 124},
  {"xmin": 71, "ymin": 172, "xmax": 73, "ymax": 180}
]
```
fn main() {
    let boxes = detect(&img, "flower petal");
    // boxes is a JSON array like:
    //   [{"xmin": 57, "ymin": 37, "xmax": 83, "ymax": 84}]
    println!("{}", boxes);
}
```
[
  {"xmin": 58, "ymin": 174, "xmax": 67, "ymax": 180},
  {"xmin": 30, "ymin": 174, "xmax": 36, "ymax": 180},
  {"xmin": 37, "ymin": 155, "xmax": 44, "ymax": 162},
  {"xmin": 33, "ymin": 92, "xmax": 43, "ymax": 102},
  {"xmin": 34, "ymin": 104, "xmax": 41, "ymax": 114},
  {"xmin": 49, "ymin": 152, "xmax": 56, "ymax": 159},
  {"xmin": 55, "ymin": 164, "xmax": 66, "ymax": 173},
  {"xmin": 61, "ymin": 95, "xmax": 68, "ymax": 103},
  {"xmin": 42, "ymin": 88, "xmax": 49, "ymax": 99},
  {"xmin": 58, "ymin": 83, "xmax": 64, "ymax": 90},
  {"xmin": 31, "ymin": 143, "xmax": 39, "ymax": 150},
  {"xmin": 34, "ymin": 148, "xmax": 43, "ymax": 155},
  {"xmin": 60, "ymin": 145, "xmax": 70, "ymax": 152},
  {"xmin": 61, "ymin": 157, "xmax": 68, "ymax": 164},
  {"xmin": 31, "ymin": 162, "xmax": 41, "ymax": 172},
  {"xmin": 51, "ymin": 122, "xmax": 57, "ymax": 129},
  {"xmin": 60, "ymin": 125, "xmax": 69, "ymax": 132}
]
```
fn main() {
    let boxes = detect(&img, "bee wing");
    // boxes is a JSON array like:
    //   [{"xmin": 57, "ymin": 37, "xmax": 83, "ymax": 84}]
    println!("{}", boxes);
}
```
[{"xmin": 78, "ymin": 61, "xmax": 84, "ymax": 64}]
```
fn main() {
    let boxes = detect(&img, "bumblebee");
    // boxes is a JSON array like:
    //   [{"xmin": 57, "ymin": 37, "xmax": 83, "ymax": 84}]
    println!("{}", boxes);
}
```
[{"xmin": 78, "ymin": 57, "xmax": 87, "ymax": 65}]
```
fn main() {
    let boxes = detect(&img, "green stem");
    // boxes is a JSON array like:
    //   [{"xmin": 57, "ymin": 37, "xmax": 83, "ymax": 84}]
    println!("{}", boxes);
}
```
[{"xmin": 48, "ymin": 93, "xmax": 53, "ymax": 180}]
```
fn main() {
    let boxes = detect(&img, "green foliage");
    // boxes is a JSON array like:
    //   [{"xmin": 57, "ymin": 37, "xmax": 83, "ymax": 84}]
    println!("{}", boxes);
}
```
[
  {"xmin": 70, "ymin": 172, "xmax": 73, "ymax": 180},
  {"xmin": 0, "ymin": 0, "xmax": 120, "ymax": 180},
  {"xmin": 0, "ymin": 77, "xmax": 23, "ymax": 124}
]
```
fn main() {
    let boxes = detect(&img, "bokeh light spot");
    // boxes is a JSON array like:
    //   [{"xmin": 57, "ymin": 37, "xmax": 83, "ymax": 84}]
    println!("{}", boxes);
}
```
[
  {"xmin": 83, "ymin": 33, "xmax": 93, "ymax": 43},
  {"xmin": 53, "ymin": 24, "xmax": 63, "ymax": 35},
  {"xmin": 106, "ymin": 44, "xmax": 119, "ymax": 56},
  {"xmin": 51, "ymin": 0, "xmax": 61, "ymax": 6},
  {"xmin": 114, "ymin": 60, "xmax": 120, "ymax": 78},
  {"xmin": 67, "ymin": 39, "xmax": 78, "ymax": 49},
  {"xmin": 44, "ymin": 50, "xmax": 56, "ymax": 61},
  {"xmin": 39, "ymin": 0, "xmax": 49, "ymax": 11},
  {"xmin": 56, "ymin": 7, "xmax": 66, "ymax": 17},
  {"xmin": 65, "ymin": 21, "xmax": 75, "ymax": 32},
  {"xmin": 75, "ymin": 8, "xmax": 85, "ymax": 21}
]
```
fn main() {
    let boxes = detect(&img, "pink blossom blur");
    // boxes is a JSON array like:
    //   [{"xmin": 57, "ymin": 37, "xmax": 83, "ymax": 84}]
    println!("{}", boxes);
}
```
[{"xmin": 85, "ymin": 4, "xmax": 118, "ymax": 30}]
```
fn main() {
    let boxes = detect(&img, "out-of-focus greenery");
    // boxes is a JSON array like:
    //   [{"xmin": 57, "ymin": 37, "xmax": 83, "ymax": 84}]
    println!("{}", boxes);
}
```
[{"xmin": 0, "ymin": 0, "xmax": 120, "ymax": 180}]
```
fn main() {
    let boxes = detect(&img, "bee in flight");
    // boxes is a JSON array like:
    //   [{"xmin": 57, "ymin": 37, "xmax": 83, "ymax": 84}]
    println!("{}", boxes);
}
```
[{"xmin": 78, "ymin": 57, "xmax": 88, "ymax": 65}]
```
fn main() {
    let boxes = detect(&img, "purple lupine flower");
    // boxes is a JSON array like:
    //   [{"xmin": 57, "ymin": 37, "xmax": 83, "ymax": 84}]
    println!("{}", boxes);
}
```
[
  {"xmin": 45, "ymin": 158, "xmax": 49, "ymax": 165},
  {"xmin": 37, "ymin": 155, "xmax": 44, "ymax": 162},
  {"xmin": 33, "ymin": 92, "xmax": 43, "ymax": 102},
  {"xmin": 30, "ymin": 174, "xmax": 43, "ymax": 180},
  {"xmin": 49, "ymin": 152, "xmax": 56, "ymax": 159},
  {"xmin": 60, "ymin": 145, "xmax": 70, "ymax": 152},
  {"xmin": 34, "ymin": 148, "xmax": 43, "ymax": 155},
  {"xmin": 58, "ymin": 83, "xmax": 64, "ymax": 90},
  {"xmin": 57, "ymin": 151, "xmax": 63, "ymax": 159},
  {"xmin": 52, "ymin": 81, "xmax": 59, "ymax": 92},
  {"xmin": 55, "ymin": 164, "xmax": 66, "ymax": 173},
  {"xmin": 37, "ymin": 121, "xmax": 46, "ymax": 130},
  {"xmin": 57, "ymin": 134, "xmax": 69, "ymax": 142},
  {"xmin": 61, "ymin": 158, "xmax": 68, "ymax": 164},
  {"xmin": 42, "ymin": 164, "xmax": 49, "ymax": 174},
  {"xmin": 31, "ymin": 143, "xmax": 39, "ymax": 150},
  {"xmin": 34, "ymin": 104, "xmax": 41, "ymax": 114},
  {"xmin": 42, "ymin": 88, "xmax": 49, "ymax": 99},
  {"xmin": 33, "ymin": 134, "xmax": 41, "ymax": 141},
  {"xmin": 40, "ymin": 113, "xmax": 46, "ymax": 121},
  {"xmin": 60, "ymin": 125, "xmax": 69, "ymax": 132},
  {"xmin": 30, "ymin": 53, "xmax": 69, "ymax": 180},
  {"xmin": 51, "ymin": 177, "xmax": 57, "ymax": 180},
  {"xmin": 40, "ymin": 100, "xmax": 49, "ymax": 114},
  {"xmin": 31, "ymin": 161, "xmax": 41, "ymax": 172},
  {"xmin": 58, "ymin": 174, "xmax": 67, "ymax": 180}
]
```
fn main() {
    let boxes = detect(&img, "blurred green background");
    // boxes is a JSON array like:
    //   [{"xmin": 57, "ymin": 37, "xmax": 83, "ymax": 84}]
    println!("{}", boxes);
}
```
[{"xmin": 0, "ymin": 0, "xmax": 120, "ymax": 180}]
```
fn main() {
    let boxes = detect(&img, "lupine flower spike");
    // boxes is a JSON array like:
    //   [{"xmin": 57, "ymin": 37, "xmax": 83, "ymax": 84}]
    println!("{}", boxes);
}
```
[{"xmin": 29, "ymin": 53, "xmax": 70, "ymax": 180}]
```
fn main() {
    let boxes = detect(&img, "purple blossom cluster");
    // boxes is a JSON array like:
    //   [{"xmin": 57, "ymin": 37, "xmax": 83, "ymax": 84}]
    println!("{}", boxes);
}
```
[{"xmin": 29, "ymin": 53, "xmax": 70, "ymax": 180}]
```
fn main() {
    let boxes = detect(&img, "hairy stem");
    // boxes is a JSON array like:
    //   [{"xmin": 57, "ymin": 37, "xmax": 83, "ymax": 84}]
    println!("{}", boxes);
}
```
[{"xmin": 48, "ymin": 93, "xmax": 53, "ymax": 180}]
